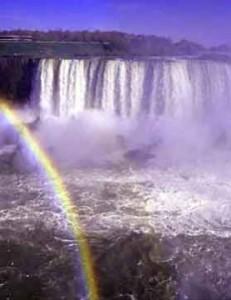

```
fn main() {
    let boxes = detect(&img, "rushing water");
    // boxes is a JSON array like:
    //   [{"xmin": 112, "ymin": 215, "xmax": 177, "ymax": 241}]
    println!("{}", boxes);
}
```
[
  {"xmin": 1, "ymin": 164, "xmax": 231, "ymax": 237},
  {"xmin": 4, "ymin": 57, "xmax": 231, "ymax": 238},
  {"xmin": 33, "ymin": 58, "xmax": 231, "ymax": 119},
  {"xmin": 1, "ymin": 57, "xmax": 231, "ymax": 298},
  {"xmin": 1, "ymin": 165, "xmax": 231, "ymax": 298}
]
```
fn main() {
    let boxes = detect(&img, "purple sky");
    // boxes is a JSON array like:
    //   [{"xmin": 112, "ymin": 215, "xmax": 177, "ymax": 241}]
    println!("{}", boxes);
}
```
[{"xmin": 0, "ymin": 0, "xmax": 231, "ymax": 46}]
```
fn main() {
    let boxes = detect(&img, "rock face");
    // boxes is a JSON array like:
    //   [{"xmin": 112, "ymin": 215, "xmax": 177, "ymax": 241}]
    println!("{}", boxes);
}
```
[
  {"xmin": 0, "ymin": 144, "xmax": 32, "ymax": 173},
  {"xmin": 0, "ymin": 118, "xmax": 40, "ymax": 172},
  {"xmin": 0, "ymin": 145, "xmax": 18, "ymax": 172},
  {"xmin": 0, "ymin": 57, "xmax": 38, "ymax": 103}
]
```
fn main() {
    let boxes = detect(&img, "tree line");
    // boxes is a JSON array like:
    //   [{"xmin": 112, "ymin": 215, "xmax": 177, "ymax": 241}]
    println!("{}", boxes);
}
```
[{"xmin": 0, "ymin": 30, "xmax": 206, "ymax": 56}]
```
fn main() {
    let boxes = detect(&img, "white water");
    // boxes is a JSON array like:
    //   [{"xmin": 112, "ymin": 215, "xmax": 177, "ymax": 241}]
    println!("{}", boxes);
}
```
[
  {"xmin": 29, "ymin": 57, "xmax": 231, "ymax": 169},
  {"xmin": 33, "ymin": 58, "xmax": 231, "ymax": 121},
  {"xmin": 0, "ymin": 57, "xmax": 230, "ymax": 237},
  {"xmin": 1, "ymin": 57, "xmax": 231, "ymax": 299}
]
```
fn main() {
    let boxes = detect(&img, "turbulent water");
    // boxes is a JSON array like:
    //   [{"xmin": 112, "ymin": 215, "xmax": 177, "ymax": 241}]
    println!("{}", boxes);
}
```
[
  {"xmin": 33, "ymin": 58, "xmax": 231, "ymax": 119},
  {"xmin": 1, "ymin": 57, "xmax": 231, "ymax": 298},
  {"xmin": 1, "ymin": 166, "xmax": 231, "ymax": 299},
  {"xmin": 3, "ymin": 164, "xmax": 231, "ymax": 237},
  {"xmin": 9, "ymin": 57, "xmax": 231, "ymax": 238},
  {"xmin": 3, "ymin": 56, "xmax": 231, "ymax": 238}
]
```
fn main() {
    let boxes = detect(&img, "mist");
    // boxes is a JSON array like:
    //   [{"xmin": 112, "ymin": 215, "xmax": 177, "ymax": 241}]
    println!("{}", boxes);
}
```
[{"xmin": 0, "ymin": 101, "xmax": 229, "ymax": 173}]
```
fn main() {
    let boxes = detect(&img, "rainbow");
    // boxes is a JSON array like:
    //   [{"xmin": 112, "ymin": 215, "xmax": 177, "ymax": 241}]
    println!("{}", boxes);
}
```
[{"xmin": 0, "ymin": 100, "xmax": 99, "ymax": 300}]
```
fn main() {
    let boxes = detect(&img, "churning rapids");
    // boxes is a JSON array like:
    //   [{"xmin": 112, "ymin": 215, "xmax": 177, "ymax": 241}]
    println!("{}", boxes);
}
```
[
  {"xmin": 1, "ymin": 57, "xmax": 231, "ymax": 299},
  {"xmin": 28, "ymin": 57, "xmax": 231, "ymax": 237}
]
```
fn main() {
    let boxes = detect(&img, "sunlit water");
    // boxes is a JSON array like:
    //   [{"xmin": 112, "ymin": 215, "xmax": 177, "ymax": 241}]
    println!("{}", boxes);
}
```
[
  {"xmin": 1, "ymin": 149, "xmax": 231, "ymax": 298},
  {"xmin": 2, "ymin": 56, "xmax": 231, "ymax": 297},
  {"xmin": 1, "ymin": 161, "xmax": 231, "ymax": 237}
]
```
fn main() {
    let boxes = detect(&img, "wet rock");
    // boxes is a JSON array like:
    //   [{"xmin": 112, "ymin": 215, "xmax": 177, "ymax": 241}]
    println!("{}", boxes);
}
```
[
  {"xmin": 0, "ymin": 57, "xmax": 38, "ymax": 103},
  {"xmin": 0, "ymin": 145, "xmax": 17, "ymax": 172}
]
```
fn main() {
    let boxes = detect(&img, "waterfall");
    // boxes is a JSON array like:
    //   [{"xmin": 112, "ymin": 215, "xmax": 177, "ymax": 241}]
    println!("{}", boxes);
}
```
[{"xmin": 33, "ymin": 58, "xmax": 231, "ymax": 119}]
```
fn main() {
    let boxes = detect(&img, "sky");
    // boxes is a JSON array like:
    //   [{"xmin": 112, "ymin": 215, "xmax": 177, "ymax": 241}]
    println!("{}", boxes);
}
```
[{"xmin": 0, "ymin": 0, "xmax": 231, "ymax": 46}]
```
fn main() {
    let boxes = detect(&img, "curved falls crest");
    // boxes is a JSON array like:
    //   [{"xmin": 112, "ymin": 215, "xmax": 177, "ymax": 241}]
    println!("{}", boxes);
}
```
[{"xmin": 33, "ymin": 58, "xmax": 231, "ymax": 120}]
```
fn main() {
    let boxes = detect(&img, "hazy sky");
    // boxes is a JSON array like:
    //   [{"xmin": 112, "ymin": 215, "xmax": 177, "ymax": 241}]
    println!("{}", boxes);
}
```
[{"xmin": 1, "ymin": 0, "xmax": 231, "ymax": 46}]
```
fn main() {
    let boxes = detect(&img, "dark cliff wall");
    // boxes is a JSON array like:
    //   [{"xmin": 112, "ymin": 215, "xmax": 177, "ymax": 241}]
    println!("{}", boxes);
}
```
[{"xmin": 0, "ymin": 58, "xmax": 39, "ymax": 104}]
